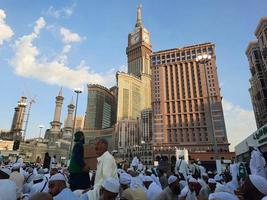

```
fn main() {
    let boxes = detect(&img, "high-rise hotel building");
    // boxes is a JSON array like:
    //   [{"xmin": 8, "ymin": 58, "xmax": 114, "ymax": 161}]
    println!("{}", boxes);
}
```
[
  {"xmin": 246, "ymin": 17, "xmax": 267, "ymax": 129},
  {"xmin": 151, "ymin": 43, "xmax": 229, "ymax": 152}
]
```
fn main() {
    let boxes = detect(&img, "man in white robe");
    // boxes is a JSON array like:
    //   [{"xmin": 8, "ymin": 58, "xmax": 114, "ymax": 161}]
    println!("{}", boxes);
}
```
[
  {"xmin": 49, "ymin": 173, "xmax": 79, "ymax": 200},
  {"xmin": 249, "ymin": 146, "xmax": 267, "ymax": 179},
  {"xmin": 143, "ymin": 176, "xmax": 162, "ymax": 200},
  {"xmin": 9, "ymin": 163, "xmax": 24, "ymax": 198},
  {"xmin": 179, "ymin": 177, "xmax": 198, "ymax": 200},
  {"xmin": 86, "ymin": 138, "xmax": 118, "ymax": 200},
  {"xmin": 175, "ymin": 155, "xmax": 189, "ymax": 180},
  {"xmin": 0, "ymin": 168, "xmax": 17, "ymax": 200},
  {"xmin": 29, "ymin": 174, "xmax": 49, "ymax": 198}
]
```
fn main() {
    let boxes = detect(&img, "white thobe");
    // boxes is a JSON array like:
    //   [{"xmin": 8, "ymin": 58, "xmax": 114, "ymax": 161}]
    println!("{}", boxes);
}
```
[
  {"xmin": 146, "ymin": 182, "xmax": 162, "ymax": 200},
  {"xmin": 0, "ymin": 179, "xmax": 17, "ymax": 200},
  {"xmin": 179, "ymin": 186, "xmax": 197, "ymax": 200},
  {"xmin": 175, "ymin": 159, "xmax": 189, "ymax": 180},
  {"xmin": 9, "ymin": 171, "xmax": 24, "ymax": 198},
  {"xmin": 29, "ymin": 180, "xmax": 48, "ymax": 198},
  {"xmin": 199, "ymin": 165, "xmax": 206, "ymax": 176},
  {"xmin": 151, "ymin": 174, "xmax": 161, "ymax": 188},
  {"xmin": 86, "ymin": 151, "xmax": 118, "ymax": 200},
  {"xmin": 54, "ymin": 188, "xmax": 80, "ymax": 200},
  {"xmin": 250, "ymin": 149, "xmax": 267, "ymax": 179}
]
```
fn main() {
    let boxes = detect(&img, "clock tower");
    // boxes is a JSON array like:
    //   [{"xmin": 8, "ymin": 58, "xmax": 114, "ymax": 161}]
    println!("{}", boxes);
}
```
[{"xmin": 126, "ymin": 4, "xmax": 152, "ymax": 77}]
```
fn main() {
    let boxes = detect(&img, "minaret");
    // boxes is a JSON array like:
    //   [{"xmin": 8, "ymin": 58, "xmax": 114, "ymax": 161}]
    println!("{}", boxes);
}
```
[
  {"xmin": 50, "ymin": 88, "xmax": 64, "ymax": 131},
  {"xmin": 62, "ymin": 98, "xmax": 75, "ymax": 139},
  {"xmin": 10, "ymin": 96, "xmax": 27, "ymax": 140},
  {"xmin": 65, "ymin": 97, "xmax": 75, "ymax": 128}
]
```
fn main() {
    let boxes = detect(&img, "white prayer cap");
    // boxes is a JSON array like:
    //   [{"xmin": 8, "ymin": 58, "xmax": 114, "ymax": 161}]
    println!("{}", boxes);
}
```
[
  {"xmin": 143, "ymin": 175, "xmax": 153, "ymax": 182},
  {"xmin": 188, "ymin": 177, "xmax": 197, "ymax": 183},
  {"xmin": 209, "ymin": 192, "xmax": 239, "ymax": 200},
  {"xmin": 0, "ymin": 168, "xmax": 11, "ymax": 176},
  {"xmin": 38, "ymin": 168, "xmax": 45, "ymax": 174},
  {"xmin": 43, "ymin": 168, "xmax": 49, "ymax": 173},
  {"xmin": 127, "ymin": 167, "xmax": 134, "ymax": 172},
  {"xmin": 117, "ymin": 168, "xmax": 125, "ymax": 175},
  {"xmin": 49, "ymin": 173, "xmax": 66, "ymax": 182},
  {"xmin": 214, "ymin": 174, "xmax": 223, "ymax": 182},
  {"xmin": 102, "ymin": 177, "xmax": 120, "ymax": 194},
  {"xmin": 249, "ymin": 175, "xmax": 267, "ymax": 195},
  {"xmin": 33, "ymin": 174, "xmax": 44, "ymax": 182},
  {"xmin": 12, "ymin": 163, "xmax": 20, "ymax": 169},
  {"xmin": 208, "ymin": 178, "xmax": 216, "ymax": 184},
  {"xmin": 168, "ymin": 175, "xmax": 178, "ymax": 185},
  {"xmin": 137, "ymin": 163, "xmax": 143, "ymax": 171},
  {"xmin": 202, "ymin": 172, "xmax": 208, "ymax": 177},
  {"xmin": 146, "ymin": 169, "xmax": 152, "ymax": 173},
  {"xmin": 119, "ymin": 173, "xmax": 132, "ymax": 185}
]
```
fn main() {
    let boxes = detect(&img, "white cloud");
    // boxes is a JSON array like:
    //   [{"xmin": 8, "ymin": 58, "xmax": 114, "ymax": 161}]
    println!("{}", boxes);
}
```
[
  {"xmin": 60, "ymin": 27, "xmax": 81, "ymax": 43},
  {"xmin": 45, "ymin": 4, "xmax": 76, "ymax": 18},
  {"xmin": 222, "ymin": 99, "xmax": 257, "ymax": 151},
  {"xmin": 0, "ymin": 9, "xmax": 14, "ymax": 46},
  {"xmin": 10, "ymin": 17, "xmax": 116, "ymax": 89}
]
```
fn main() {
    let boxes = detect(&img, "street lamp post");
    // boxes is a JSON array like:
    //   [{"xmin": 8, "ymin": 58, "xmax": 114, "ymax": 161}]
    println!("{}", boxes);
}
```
[
  {"xmin": 68, "ymin": 88, "xmax": 83, "ymax": 160},
  {"xmin": 38, "ymin": 124, "xmax": 44, "ymax": 138},
  {"xmin": 196, "ymin": 54, "xmax": 220, "ymax": 172}
]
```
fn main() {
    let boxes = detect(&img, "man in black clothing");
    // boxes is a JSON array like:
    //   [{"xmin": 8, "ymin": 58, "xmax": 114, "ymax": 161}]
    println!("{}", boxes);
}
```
[
  {"xmin": 68, "ymin": 131, "xmax": 90, "ymax": 191},
  {"xmin": 43, "ymin": 152, "xmax": 51, "ymax": 170}
]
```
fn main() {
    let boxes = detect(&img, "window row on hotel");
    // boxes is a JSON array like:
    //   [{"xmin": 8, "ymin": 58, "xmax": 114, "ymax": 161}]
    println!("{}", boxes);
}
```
[{"xmin": 151, "ymin": 47, "xmax": 213, "ymax": 65}]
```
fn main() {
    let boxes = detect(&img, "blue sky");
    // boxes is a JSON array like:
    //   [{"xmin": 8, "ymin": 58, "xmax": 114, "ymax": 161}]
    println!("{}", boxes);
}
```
[{"xmin": 0, "ymin": 0, "xmax": 266, "ymax": 149}]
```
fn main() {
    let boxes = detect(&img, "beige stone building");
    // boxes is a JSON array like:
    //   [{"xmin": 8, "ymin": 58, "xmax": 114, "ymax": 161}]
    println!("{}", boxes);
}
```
[
  {"xmin": 246, "ymin": 17, "xmax": 267, "ymax": 129},
  {"xmin": 151, "ymin": 43, "xmax": 229, "ymax": 153},
  {"xmin": 116, "ymin": 72, "xmax": 151, "ymax": 120},
  {"xmin": 116, "ymin": 5, "xmax": 153, "ymax": 163}
]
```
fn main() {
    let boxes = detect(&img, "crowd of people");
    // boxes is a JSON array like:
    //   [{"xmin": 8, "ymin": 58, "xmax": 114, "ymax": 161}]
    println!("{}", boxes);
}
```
[{"xmin": 0, "ymin": 131, "xmax": 267, "ymax": 200}]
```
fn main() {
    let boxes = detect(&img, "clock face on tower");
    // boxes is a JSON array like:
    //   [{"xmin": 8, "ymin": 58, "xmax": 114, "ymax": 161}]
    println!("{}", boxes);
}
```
[{"xmin": 131, "ymin": 32, "xmax": 140, "ymax": 45}]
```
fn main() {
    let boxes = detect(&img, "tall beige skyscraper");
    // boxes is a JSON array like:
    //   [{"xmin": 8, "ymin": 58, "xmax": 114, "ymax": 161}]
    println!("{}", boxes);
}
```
[
  {"xmin": 117, "ymin": 4, "xmax": 152, "ymax": 121},
  {"xmin": 151, "ymin": 43, "xmax": 229, "ymax": 152},
  {"xmin": 116, "ymin": 5, "xmax": 153, "ymax": 160}
]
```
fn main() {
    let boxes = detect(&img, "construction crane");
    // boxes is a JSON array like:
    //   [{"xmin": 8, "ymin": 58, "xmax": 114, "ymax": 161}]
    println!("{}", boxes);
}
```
[{"xmin": 22, "ymin": 96, "xmax": 37, "ymax": 141}]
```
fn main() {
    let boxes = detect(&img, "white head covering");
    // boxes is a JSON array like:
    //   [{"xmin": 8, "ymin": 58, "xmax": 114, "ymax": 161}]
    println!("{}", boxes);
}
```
[
  {"xmin": 208, "ymin": 178, "xmax": 216, "ymax": 184},
  {"xmin": 38, "ymin": 168, "xmax": 45, "ymax": 174},
  {"xmin": 12, "ymin": 163, "xmax": 20, "ymax": 170},
  {"xmin": 249, "ymin": 175, "xmax": 267, "ymax": 195},
  {"xmin": 33, "ymin": 174, "xmax": 44, "ymax": 182},
  {"xmin": 43, "ymin": 168, "xmax": 49, "ymax": 173},
  {"xmin": 143, "ymin": 176, "xmax": 153, "ymax": 182},
  {"xmin": 146, "ymin": 169, "xmax": 152, "ymax": 174},
  {"xmin": 127, "ymin": 167, "xmax": 134, "ymax": 172},
  {"xmin": 214, "ymin": 174, "xmax": 223, "ymax": 182},
  {"xmin": 137, "ymin": 163, "xmax": 143, "ymax": 171},
  {"xmin": 102, "ymin": 177, "xmax": 120, "ymax": 193},
  {"xmin": 189, "ymin": 177, "xmax": 197, "ymax": 183},
  {"xmin": 119, "ymin": 173, "xmax": 132, "ymax": 185},
  {"xmin": 261, "ymin": 196, "xmax": 267, "ymax": 200},
  {"xmin": 131, "ymin": 157, "xmax": 139, "ymax": 168},
  {"xmin": 168, "ymin": 175, "xmax": 178, "ymax": 185},
  {"xmin": 49, "ymin": 173, "xmax": 66, "ymax": 182},
  {"xmin": 209, "ymin": 192, "xmax": 239, "ymax": 200},
  {"xmin": 0, "ymin": 168, "xmax": 11, "ymax": 176},
  {"xmin": 202, "ymin": 172, "xmax": 208, "ymax": 177}
]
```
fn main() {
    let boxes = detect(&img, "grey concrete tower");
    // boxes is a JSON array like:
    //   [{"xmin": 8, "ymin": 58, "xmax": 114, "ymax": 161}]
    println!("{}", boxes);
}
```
[
  {"xmin": 62, "ymin": 98, "xmax": 75, "ymax": 139},
  {"xmin": 50, "ymin": 88, "xmax": 64, "ymax": 131}
]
